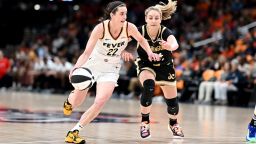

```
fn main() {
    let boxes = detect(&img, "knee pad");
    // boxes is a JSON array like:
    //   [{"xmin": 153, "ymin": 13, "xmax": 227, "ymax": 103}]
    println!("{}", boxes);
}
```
[
  {"xmin": 165, "ymin": 97, "xmax": 179, "ymax": 116},
  {"xmin": 140, "ymin": 79, "xmax": 155, "ymax": 107}
]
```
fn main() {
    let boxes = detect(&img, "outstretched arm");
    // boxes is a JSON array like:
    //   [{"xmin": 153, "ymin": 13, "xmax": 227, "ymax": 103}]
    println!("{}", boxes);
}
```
[{"xmin": 127, "ymin": 22, "xmax": 160, "ymax": 61}]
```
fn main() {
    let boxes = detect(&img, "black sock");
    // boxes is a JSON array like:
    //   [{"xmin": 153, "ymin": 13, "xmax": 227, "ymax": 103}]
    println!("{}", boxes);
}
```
[
  {"xmin": 250, "ymin": 115, "xmax": 256, "ymax": 126},
  {"xmin": 141, "ymin": 113, "xmax": 150, "ymax": 123},
  {"xmin": 169, "ymin": 119, "xmax": 177, "ymax": 126},
  {"xmin": 66, "ymin": 99, "xmax": 71, "ymax": 105}
]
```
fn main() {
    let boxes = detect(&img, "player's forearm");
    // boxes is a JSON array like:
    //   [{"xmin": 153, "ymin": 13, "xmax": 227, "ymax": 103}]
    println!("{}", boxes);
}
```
[
  {"xmin": 74, "ymin": 52, "xmax": 90, "ymax": 68},
  {"xmin": 167, "ymin": 35, "xmax": 179, "ymax": 51},
  {"xmin": 138, "ymin": 38, "xmax": 153, "ymax": 55}
]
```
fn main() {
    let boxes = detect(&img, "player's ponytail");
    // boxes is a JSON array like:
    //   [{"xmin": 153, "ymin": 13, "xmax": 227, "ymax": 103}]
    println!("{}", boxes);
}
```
[{"xmin": 145, "ymin": 0, "xmax": 177, "ymax": 20}]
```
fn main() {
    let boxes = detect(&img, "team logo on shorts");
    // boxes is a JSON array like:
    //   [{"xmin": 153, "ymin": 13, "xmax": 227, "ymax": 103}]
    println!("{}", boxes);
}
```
[{"xmin": 168, "ymin": 73, "xmax": 175, "ymax": 80}]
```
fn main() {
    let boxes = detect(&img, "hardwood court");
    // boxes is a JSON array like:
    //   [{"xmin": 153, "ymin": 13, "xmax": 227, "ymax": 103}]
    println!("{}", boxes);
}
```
[{"xmin": 0, "ymin": 91, "xmax": 252, "ymax": 144}]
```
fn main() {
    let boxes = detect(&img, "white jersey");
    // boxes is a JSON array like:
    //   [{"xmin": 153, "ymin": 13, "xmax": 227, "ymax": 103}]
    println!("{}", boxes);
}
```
[
  {"xmin": 82, "ymin": 20, "xmax": 129, "ymax": 83},
  {"xmin": 91, "ymin": 20, "xmax": 129, "ymax": 63}
]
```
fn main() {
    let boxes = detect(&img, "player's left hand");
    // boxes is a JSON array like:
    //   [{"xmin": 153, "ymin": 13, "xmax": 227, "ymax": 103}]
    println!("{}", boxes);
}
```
[{"xmin": 121, "ymin": 50, "xmax": 134, "ymax": 62}]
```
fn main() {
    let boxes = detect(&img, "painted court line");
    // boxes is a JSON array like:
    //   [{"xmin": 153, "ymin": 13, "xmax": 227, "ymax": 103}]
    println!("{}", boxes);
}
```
[{"xmin": 0, "ymin": 140, "xmax": 63, "ymax": 144}]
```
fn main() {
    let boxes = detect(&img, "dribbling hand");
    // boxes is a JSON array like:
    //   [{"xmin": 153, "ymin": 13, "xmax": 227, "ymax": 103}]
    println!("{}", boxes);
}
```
[{"xmin": 69, "ymin": 67, "xmax": 76, "ymax": 81}]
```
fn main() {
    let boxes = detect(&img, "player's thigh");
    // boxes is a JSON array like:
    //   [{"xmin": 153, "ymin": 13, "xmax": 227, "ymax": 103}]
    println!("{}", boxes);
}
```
[
  {"xmin": 161, "ymin": 85, "xmax": 177, "ymax": 99},
  {"xmin": 139, "ymin": 69, "xmax": 155, "ymax": 83},
  {"xmin": 95, "ymin": 82, "xmax": 116, "ymax": 102}
]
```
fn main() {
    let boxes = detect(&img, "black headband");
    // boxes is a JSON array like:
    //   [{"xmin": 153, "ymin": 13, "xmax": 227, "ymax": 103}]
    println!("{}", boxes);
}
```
[{"xmin": 109, "ymin": 2, "xmax": 125, "ymax": 13}]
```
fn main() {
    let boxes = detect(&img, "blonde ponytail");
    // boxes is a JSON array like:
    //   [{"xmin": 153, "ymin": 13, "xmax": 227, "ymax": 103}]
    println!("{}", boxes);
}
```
[{"xmin": 145, "ymin": 0, "xmax": 177, "ymax": 20}]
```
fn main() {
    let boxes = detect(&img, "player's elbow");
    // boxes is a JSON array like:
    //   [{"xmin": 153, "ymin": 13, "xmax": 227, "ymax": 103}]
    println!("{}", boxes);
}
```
[
  {"xmin": 83, "ymin": 47, "xmax": 94, "ymax": 57},
  {"xmin": 171, "ymin": 43, "xmax": 179, "ymax": 51}
]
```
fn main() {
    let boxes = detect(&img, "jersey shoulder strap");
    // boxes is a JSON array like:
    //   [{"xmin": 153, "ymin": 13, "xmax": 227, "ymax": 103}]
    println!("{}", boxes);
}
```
[
  {"xmin": 136, "ymin": 25, "xmax": 146, "ymax": 49},
  {"xmin": 160, "ymin": 25, "xmax": 167, "ymax": 40},
  {"xmin": 99, "ymin": 21, "xmax": 106, "ymax": 39}
]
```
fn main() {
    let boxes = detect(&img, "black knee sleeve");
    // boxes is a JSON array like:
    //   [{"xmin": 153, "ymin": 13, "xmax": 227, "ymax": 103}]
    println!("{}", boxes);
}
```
[
  {"xmin": 165, "ymin": 97, "xmax": 179, "ymax": 116},
  {"xmin": 140, "ymin": 79, "xmax": 155, "ymax": 107}
]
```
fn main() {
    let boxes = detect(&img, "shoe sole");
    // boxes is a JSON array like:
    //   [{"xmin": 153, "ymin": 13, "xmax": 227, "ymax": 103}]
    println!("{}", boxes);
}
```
[
  {"xmin": 141, "ymin": 134, "xmax": 151, "ymax": 139},
  {"xmin": 65, "ymin": 140, "xmax": 85, "ymax": 144},
  {"xmin": 246, "ymin": 136, "xmax": 256, "ymax": 142},
  {"xmin": 79, "ymin": 140, "xmax": 86, "ymax": 144}
]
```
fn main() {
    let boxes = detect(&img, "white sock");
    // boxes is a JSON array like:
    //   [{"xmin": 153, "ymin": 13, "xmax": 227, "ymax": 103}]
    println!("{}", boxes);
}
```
[
  {"xmin": 253, "ymin": 105, "xmax": 256, "ymax": 120},
  {"xmin": 254, "ymin": 105, "xmax": 256, "ymax": 115},
  {"xmin": 71, "ymin": 123, "xmax": 84, "ymax": 132}
]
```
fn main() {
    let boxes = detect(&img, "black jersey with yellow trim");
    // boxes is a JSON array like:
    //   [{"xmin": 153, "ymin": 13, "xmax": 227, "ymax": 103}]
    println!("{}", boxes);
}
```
[{"xmin": 137, "ymin": 25, "xmax": 174, "ymax": 65}]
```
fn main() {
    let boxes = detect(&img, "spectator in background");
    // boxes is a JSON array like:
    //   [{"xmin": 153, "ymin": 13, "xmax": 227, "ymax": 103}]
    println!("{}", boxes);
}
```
[
  {"xmin": 226, "ymin": 60, "xmax": 247, "ymax": 106},
  {"xmin": 0, "ymin": 50, "xmax": 13, "ymax": 89},
  {"xmin": 197, "ymin": 69, "xmax": 215, "ymax": 104},
  {"xmin": 197, "ymin": 58, "xmax": 216, "ymax": 104},
  {"xmin": 214, "ymin": 62, "xmax": 231, "ymax": 105}
]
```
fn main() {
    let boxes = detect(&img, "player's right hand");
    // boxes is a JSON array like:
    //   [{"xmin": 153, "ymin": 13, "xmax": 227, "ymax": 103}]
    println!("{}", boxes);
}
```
[
  {"xmin": 69, "ymin": 67, "xmax": 76, "ymax": 81},
  {"xmin": 121, "ymin": 50, "xmax": 134, "ymax": 62},
  {"xmin": 148, "ymin": 52, "xmax": 160, "ymax": 61}
]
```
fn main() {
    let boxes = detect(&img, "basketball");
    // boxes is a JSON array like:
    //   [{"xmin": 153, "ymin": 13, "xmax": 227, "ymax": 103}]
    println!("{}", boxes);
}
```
[{"xmin": 70, "ymin": 67, "xmax": 95, "ymax": 90}]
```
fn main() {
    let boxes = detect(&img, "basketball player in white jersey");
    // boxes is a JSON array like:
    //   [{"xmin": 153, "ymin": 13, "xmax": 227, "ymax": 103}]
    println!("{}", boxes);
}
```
[{"xmin": 63, "ymin": 1, "xmax": 160, "ymax": 143}]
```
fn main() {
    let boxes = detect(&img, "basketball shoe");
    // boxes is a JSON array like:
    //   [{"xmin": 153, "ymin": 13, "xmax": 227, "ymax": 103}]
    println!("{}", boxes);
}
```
[
  {"xmin": 246, "ymin": 124, "xmax": 256, "ymax": 142},
  {"xmin": 168, "ymin": 123, "xmax": 184, "ymax": 138},
  {"xmin": 140, "ymin": 122, "xmax": 151, "ymax": 138},
  {"xmin": 65, "ymin": 130, "xmax": 85, "ymax": 144},
  {"xmin": 63, "ymin": 99, "xmax": 72, "ymax": 116}
]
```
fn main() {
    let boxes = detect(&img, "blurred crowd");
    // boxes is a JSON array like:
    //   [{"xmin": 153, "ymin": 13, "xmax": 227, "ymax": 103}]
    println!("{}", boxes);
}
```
[{"xmin": 0, "ymin": 0, "xmax": 256, "ymax": 107}]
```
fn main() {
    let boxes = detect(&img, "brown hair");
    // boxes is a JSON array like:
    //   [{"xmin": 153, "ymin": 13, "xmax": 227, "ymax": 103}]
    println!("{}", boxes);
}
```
[
  {"xmin": 99, "ymin": 1, "xmax": 126, "ymax": 21},
  {"xmin": 145, "ymin": 0, "xmax": 177, "ymax": 20}
]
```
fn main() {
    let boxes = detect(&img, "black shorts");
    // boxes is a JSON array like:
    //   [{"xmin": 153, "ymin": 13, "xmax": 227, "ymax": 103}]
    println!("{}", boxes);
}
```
[{"xmin": 135, "ymin": 59, "xmax": 176, "ymax": 86}]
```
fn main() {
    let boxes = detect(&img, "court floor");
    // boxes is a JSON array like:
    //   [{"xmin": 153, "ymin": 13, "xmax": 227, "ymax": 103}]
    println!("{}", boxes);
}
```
[{"xmin": 0, "ymin": 90, "xmax": 252, "ymax": 144}]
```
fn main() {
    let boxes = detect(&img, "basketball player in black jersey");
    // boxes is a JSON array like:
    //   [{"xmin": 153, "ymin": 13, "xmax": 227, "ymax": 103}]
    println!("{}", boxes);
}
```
[{"xmin": 135, "ymin": 0, "xmax": 184, "ymax": 139}]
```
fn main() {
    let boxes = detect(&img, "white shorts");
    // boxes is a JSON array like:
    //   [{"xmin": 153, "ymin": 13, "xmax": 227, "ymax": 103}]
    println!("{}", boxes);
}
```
[{"xmin": 81, "ymin": 56, "xmax": 121, "ymax": 84}]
